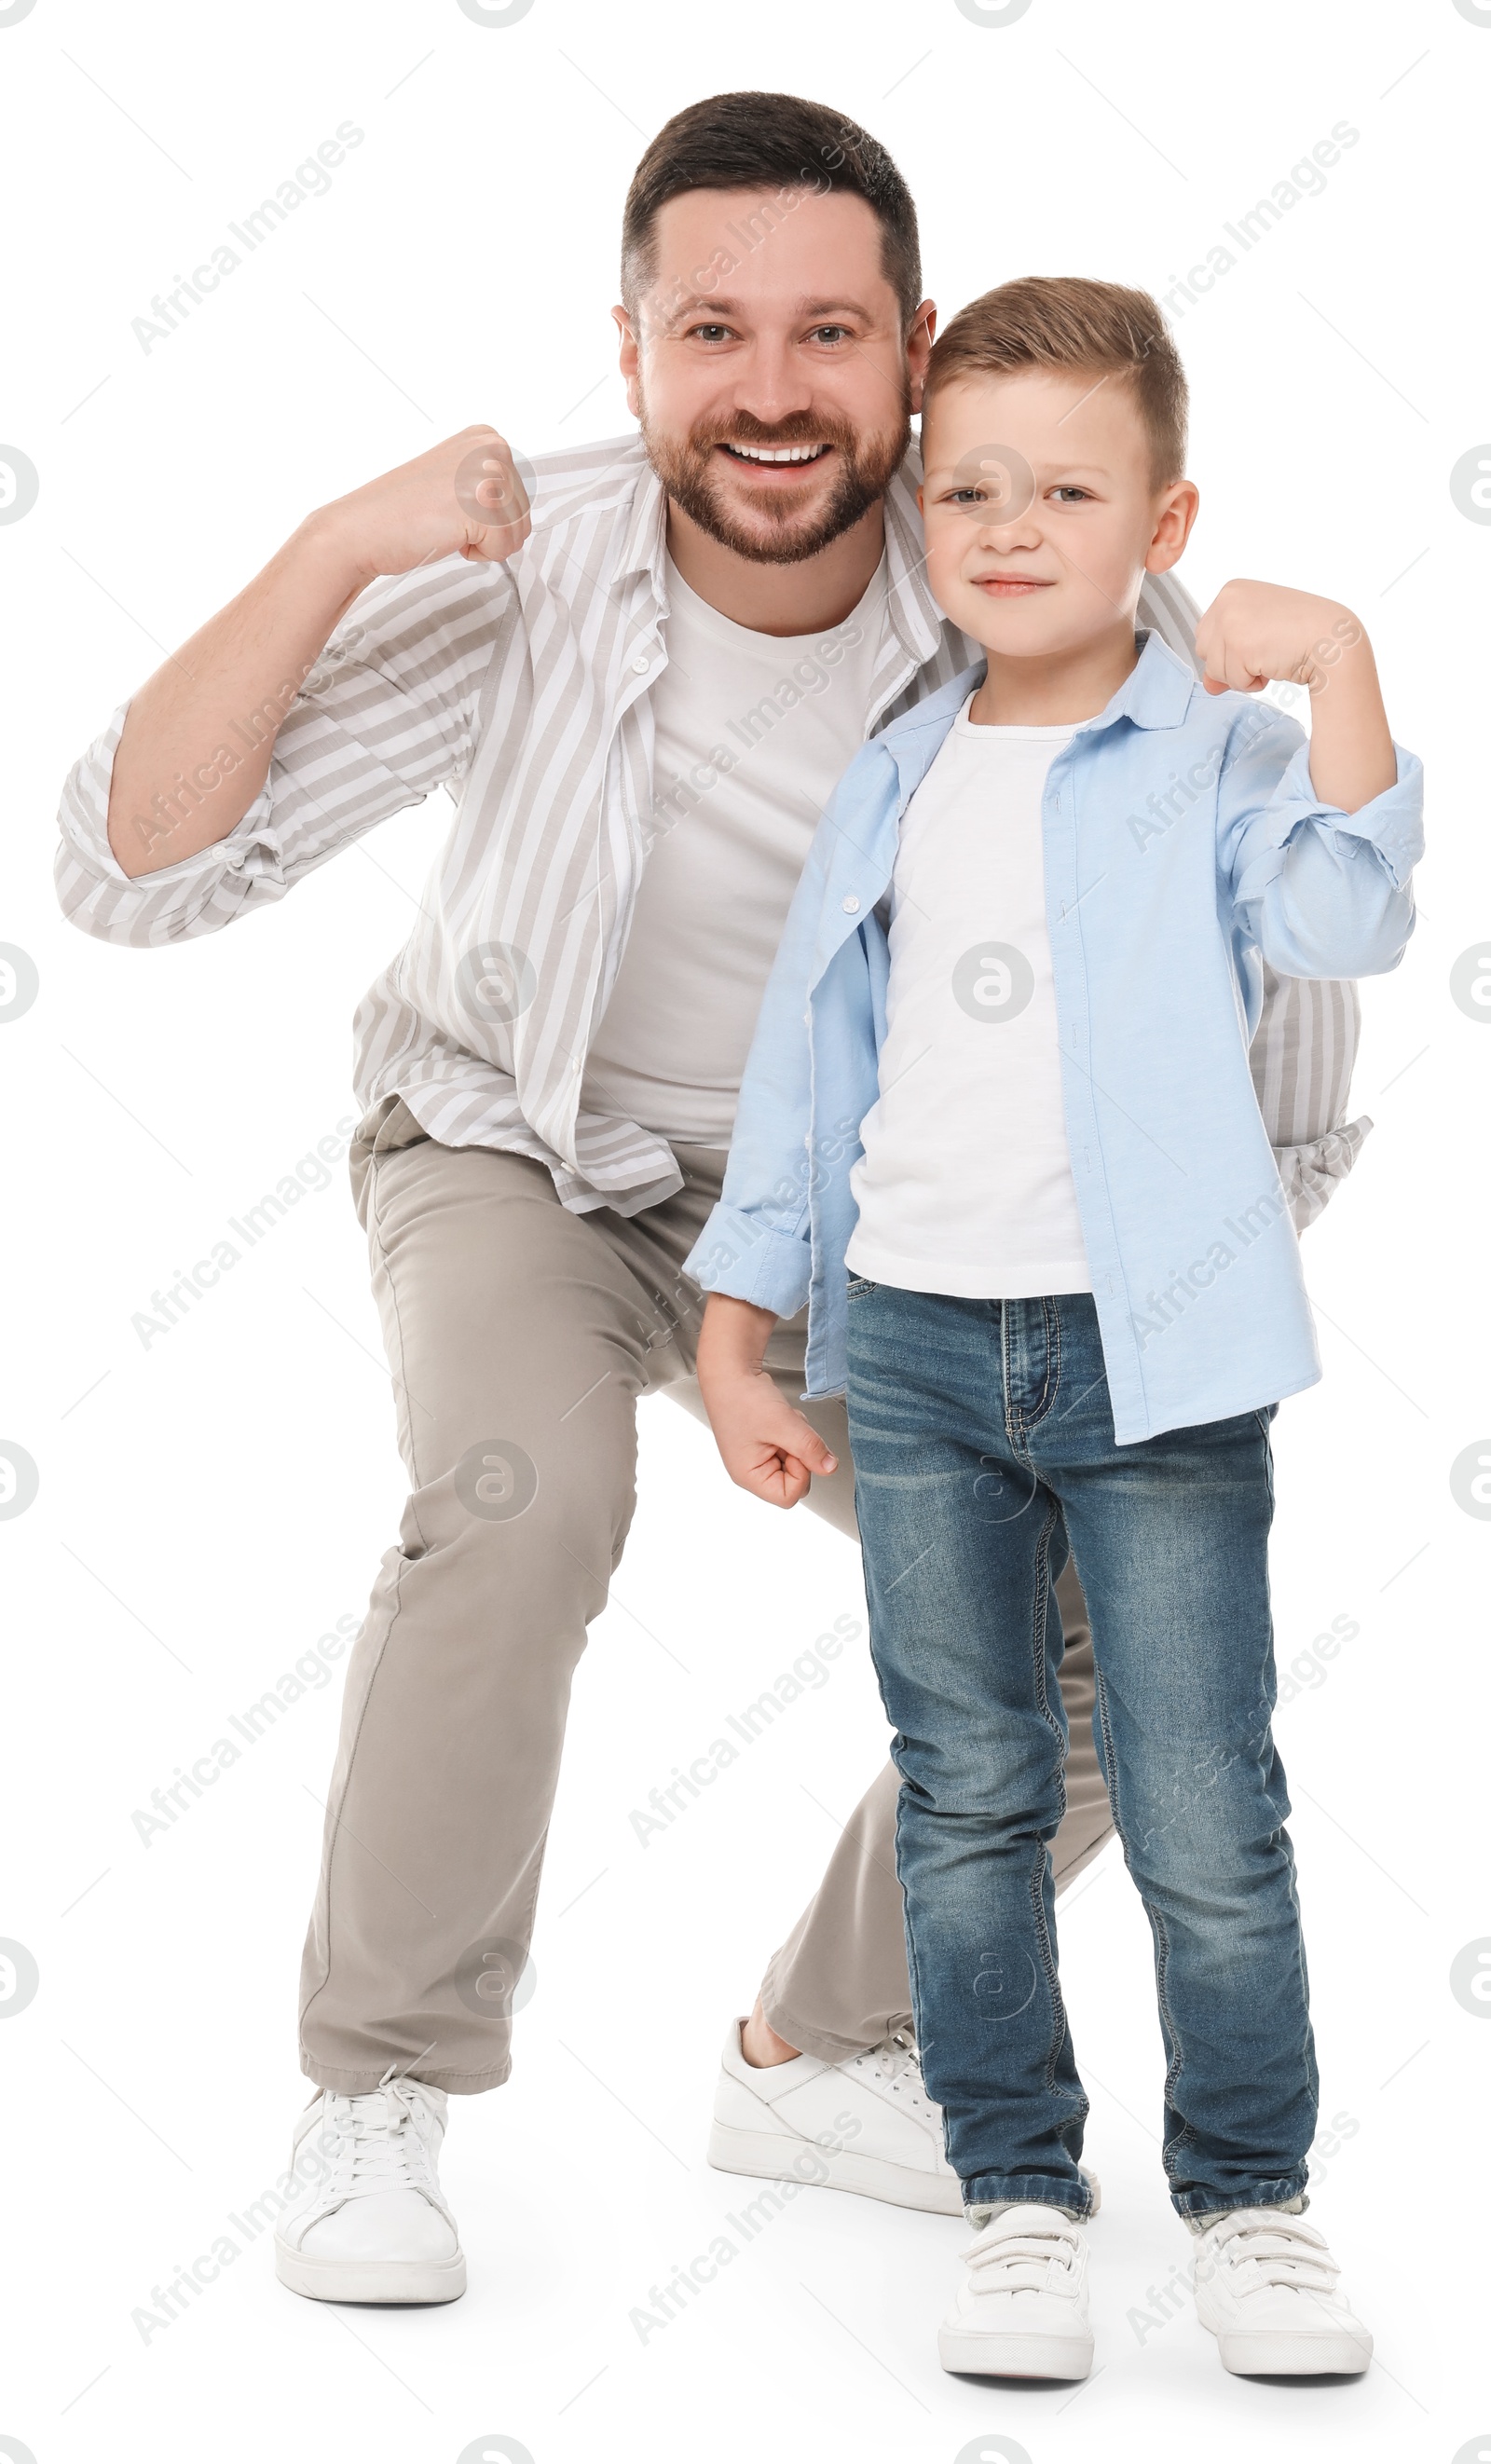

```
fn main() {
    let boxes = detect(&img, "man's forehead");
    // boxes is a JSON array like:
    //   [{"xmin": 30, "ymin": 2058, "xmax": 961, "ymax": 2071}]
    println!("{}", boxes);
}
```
[{"xmin": 643, "ymin": 185, "xmax": 893, "ymax": 290}]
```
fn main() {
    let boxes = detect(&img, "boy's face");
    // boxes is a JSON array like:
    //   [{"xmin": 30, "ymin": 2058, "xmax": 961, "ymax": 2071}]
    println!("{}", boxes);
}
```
[{"xmin": 919, "ymin": 369, "xmax": 1197, "ymax": 659}]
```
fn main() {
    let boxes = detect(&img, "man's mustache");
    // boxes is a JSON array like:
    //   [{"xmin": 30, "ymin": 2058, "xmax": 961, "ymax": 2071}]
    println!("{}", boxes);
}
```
[{"xmin": 691, "ymin": 412, "xmax": 854, "ymax": 454}]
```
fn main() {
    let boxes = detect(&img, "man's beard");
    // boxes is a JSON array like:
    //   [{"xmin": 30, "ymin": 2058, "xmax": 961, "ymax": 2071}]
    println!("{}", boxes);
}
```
[{"xmin": 639, "ymin": 392, "xmax": 911, "ymax": 567}]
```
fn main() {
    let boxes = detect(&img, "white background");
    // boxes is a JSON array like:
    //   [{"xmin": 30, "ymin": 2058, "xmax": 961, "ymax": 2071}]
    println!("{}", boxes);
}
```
[{"xmin": 1, "ymin": 2, "xmax": 1486, "ymax": 2459}]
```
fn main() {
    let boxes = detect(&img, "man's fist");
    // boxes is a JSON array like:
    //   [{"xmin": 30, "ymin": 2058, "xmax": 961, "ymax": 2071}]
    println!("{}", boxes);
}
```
[
  {"xmin": 1194, "ymin": 578, "xmax": 1366, "ymax": 698},
  {"xmin": 318, "ymin": 425, "xmax": 532, "ymax": 587}
]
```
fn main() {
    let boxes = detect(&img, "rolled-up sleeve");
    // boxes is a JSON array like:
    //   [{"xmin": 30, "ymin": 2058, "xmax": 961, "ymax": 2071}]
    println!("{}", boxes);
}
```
[
  {"xmin": 1224, "ymin": 717, "xmax": 1424, "ymax": 979},
  {"xmin": 55, "ymin": 557, "xmax": 515, "ymax": 945},
  {"xmin": 687, "ymin": 1200, "xmax": 814, "ymax": 1316}
]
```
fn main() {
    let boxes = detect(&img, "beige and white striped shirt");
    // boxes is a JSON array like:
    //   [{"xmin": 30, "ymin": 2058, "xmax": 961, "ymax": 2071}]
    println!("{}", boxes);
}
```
[{"xmin": 55, "ymin": 431, "xmax": 1366, "ymax": 1225}]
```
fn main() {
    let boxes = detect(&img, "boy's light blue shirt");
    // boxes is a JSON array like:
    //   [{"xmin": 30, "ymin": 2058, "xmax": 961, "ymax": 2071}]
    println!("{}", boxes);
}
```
[{"xmin": 684, "ymin": 631, "xmax": 1423, "ymax": 1444}]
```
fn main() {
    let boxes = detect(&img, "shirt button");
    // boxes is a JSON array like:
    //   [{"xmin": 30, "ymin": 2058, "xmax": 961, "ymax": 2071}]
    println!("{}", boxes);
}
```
[
  {"xmin": 632, "ymin": 653, "xmax": 651, "ymax": 674},
  {"xmin": 841, "ymin": 894, "xmax": 860, "ymax": 914}
]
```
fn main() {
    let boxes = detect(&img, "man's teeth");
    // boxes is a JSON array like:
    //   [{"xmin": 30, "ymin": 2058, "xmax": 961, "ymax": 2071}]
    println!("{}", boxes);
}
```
[{"xmin": 724, "ymin": 443, "xmax": 828, "ymax": 462}]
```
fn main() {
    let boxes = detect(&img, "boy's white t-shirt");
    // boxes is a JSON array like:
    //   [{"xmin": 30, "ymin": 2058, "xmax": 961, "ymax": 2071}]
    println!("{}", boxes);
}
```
[
  {"xmin": 845, "ymin": 695, "xmax": 1093, "ymax": 1299},
  {"xmin": 581, "ymin": 555, "xmax": 887, "ymax": 1147}
]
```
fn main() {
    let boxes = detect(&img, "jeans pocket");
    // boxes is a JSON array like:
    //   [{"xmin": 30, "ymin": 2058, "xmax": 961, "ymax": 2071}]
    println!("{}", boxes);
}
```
[{"xmin": 845, "ymin": 1276, "xmax": 878, "ymax": 1300}]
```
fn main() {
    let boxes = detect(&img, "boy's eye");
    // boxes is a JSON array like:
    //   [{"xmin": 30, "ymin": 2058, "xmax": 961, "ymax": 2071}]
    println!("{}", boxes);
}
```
[
  {"xmin": 1050, "ymin": 486, "xmax": 1091, "ymax": 504},
  {"xmin": 947, "ymin": 487, "xmax": 988, "ymax": 507}
]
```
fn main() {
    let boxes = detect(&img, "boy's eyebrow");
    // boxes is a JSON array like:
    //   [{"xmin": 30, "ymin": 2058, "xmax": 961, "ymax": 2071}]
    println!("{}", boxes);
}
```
[{"xmin": 922, "ymin": 456, "xmax": 1118, "ymax": 482}]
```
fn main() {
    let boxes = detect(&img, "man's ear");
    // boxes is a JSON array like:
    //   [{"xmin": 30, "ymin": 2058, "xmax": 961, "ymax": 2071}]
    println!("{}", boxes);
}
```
[
  {"xmin": 612, "ymin": 304, "xmax": 642, "ymax": 420},
  {"xmin": 1144, "ymin": 478, "xmax": 1200, "ymax": 576},
  {"xmin": 906, "ymin": 299, "xmax": 937, "ymax": 415}
]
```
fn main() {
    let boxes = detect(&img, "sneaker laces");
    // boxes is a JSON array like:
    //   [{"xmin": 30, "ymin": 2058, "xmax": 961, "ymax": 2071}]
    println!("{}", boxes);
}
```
[
  {"xmin": 1202, "ymin": 2209, "xmax": 1340, "ymax": 2297},
  {"xmin": 855, "ymin": 2029, "xmax": 937, "ymax": 2116},
  {"xmin": 962, "ymin": 2210, "xmax": 1084, "ymax": 2293},
  {"xmin": 318, "ymin": 2068, "xmax": 445, "ymax": 2212}
]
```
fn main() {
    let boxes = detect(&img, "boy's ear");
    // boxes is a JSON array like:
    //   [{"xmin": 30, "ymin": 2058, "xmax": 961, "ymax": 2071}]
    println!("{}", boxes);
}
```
[{"xmin": 1144, "ymin": 478, "xmax": 1200, "ymax": 576}]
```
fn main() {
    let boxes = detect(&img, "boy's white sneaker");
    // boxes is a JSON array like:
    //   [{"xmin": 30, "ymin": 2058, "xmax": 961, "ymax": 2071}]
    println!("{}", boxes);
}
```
[
  {"xmin": 710, "ymin": 2018, "xmax": 964, "ymax": 2214},
  {"xmin": 274, "ymin": 2069, "xmax": 466, "ymax": 2305},
  {"xmin": 1192, "ymin": 2206, "xmax": 1371, "ymax": 2375},
  {"xmin": 938, "ymin": 2203, "xmax": 1093, "ymax": 2380}
]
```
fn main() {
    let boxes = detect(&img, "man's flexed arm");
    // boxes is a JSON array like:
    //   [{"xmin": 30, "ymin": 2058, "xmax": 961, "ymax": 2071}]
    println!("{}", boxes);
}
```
[{"xmin": 104, "ymin": 427, "xmax": 530, "ymax": 879}]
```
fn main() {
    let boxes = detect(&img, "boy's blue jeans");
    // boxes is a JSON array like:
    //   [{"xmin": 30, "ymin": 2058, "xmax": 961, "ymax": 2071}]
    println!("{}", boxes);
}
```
[{"xmin": 844, "ymin": 1281, "xmax": 1318, "ymax": 2222}]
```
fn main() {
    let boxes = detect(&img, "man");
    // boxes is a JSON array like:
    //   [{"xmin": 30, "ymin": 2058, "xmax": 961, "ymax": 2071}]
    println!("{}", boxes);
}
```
[{"xmin": 56, "ymin": 91, "xmax": 1365, "ymax": 2307}]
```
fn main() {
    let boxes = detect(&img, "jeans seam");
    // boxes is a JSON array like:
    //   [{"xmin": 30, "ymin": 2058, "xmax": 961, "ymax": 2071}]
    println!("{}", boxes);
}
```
[
  {"xmin": 1029, "ymin": 1499, "xmax": 1072, "ymax": 2100},
  {"xmin": 892, "ymin": 1786, "xmax": 933, "ymax": 2120},
  {"xmin": 1029, "ymin": 1294, "xmax": 1063, "ymax": 1434},
  {"xmin": 1150, "ymin": 1905, "xmax": 1195, "ymax": 2179},
  {"xmin": 1006, "ymin": 1295, "xmax": 1065, "ymax": 1444},
  {"xmin": 1031, "ymin": 1501, "xmax": 1068, "ymax": 1828}
]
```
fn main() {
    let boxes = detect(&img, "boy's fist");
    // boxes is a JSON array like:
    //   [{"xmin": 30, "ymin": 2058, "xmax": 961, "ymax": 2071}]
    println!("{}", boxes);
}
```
[
  {"xmin": 1194, "ymin": 579, "xmax": 1366, "ymax": 698},
  {"xmin": 702, "ymin": 1365, "xmax": 839, "ymax": 1510},
  {"xmin": 695, "ymin": 1294, "xmax": 839, "ymax": 1510}
]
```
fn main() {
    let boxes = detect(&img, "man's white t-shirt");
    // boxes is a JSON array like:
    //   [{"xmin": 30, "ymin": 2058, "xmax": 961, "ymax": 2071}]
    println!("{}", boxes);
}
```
[
  {"xmin": 845, "ymin": 696, "xmax": 1093, "ymax": 1299},
  {"xmin": 581, "ymin": 554, "xmax": 887, "ymax": 1147}
]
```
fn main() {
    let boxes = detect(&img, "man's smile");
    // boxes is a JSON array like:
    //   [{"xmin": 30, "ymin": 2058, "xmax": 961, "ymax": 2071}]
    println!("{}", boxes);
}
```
[{"xmin": 717, "ymin": 441, "xmax": 834, "ymax": 472}]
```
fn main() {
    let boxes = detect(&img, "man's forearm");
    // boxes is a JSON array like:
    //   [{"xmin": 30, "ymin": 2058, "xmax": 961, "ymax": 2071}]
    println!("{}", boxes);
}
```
[{"xmin": 104, "ymin": 512, "xmax": 368, "ymax": 881}]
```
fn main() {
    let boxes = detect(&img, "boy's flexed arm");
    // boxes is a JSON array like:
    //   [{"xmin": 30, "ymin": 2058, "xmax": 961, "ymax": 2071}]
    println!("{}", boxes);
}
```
[
  {"xmin": 1198, "ymin": 580, "xmax": 1423, "ymax": 979},
  {"xmin": 1197, "ymin": 580, "xmax": 1396, "ymax": 814}
]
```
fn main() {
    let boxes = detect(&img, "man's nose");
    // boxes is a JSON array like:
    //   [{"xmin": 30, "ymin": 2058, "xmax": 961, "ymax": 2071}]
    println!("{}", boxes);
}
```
[{"xmin": 730, "ymin": 335, "xmax": 817, "ymax": 427}]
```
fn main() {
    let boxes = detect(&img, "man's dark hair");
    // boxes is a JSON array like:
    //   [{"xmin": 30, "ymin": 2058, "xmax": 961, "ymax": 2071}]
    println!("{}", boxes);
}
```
[{"xmin": 622, "ymin": 91, "xmax": 923, "ymax": 329}]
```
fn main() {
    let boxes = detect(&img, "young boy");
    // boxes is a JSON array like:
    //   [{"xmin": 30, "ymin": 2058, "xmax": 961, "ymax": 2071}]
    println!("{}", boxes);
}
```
[{"xmin": 685, "ymin": 278, "xmax": 1422, "ymax": 2383}]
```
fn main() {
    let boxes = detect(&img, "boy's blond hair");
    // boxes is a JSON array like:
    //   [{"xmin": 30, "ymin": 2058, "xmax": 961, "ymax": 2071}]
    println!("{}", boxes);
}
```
[{"xmin": 923, "ymin": 276, "xmax": 1188, "ymax": 488}]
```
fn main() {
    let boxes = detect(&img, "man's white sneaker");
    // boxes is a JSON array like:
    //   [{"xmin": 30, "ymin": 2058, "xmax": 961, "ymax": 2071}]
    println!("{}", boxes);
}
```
[
  {"xmin": 938, "ymin": 2204, "xmax": 1093, "ymax": 2380},
  {"xmin": 710, "ymin": 2018, "xmax": 963, "ymax": 2214},
  {"xmin": 274, "ymin": 2069, "xmax": 466, "ymax": 2305},
  {"xmin": 1192, "ymin": 2207, "xmax": 1372, "ymax": 2375}
]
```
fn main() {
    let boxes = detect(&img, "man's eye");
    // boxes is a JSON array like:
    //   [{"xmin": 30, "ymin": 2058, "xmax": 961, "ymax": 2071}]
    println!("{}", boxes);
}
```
[
  {"xmin": 808, "ymin": 324, "xmax": 852, "ymax": 345},
  {"xmin": 689, "ymin": 324, "xmax": 733, "ymax": 343}
]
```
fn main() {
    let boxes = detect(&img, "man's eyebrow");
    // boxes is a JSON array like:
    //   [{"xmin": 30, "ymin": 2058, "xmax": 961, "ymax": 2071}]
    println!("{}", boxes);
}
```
[{"xmin": 659, "ymin": 294, "xmax": 876, "ymax": 322}]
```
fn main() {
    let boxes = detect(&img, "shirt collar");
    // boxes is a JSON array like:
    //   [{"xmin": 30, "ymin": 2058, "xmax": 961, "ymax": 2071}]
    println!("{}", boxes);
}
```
[
  {"xmin": 611, "ymin": 454, "xmax": 670, "ymax": 595},
  {"xmin": 1082, "ymin": 627, "xmax": 1199, "ymax": 732},
  {"xmin": 878, "ymin": 622, "xmax": 1199, "ymax": 762}
]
